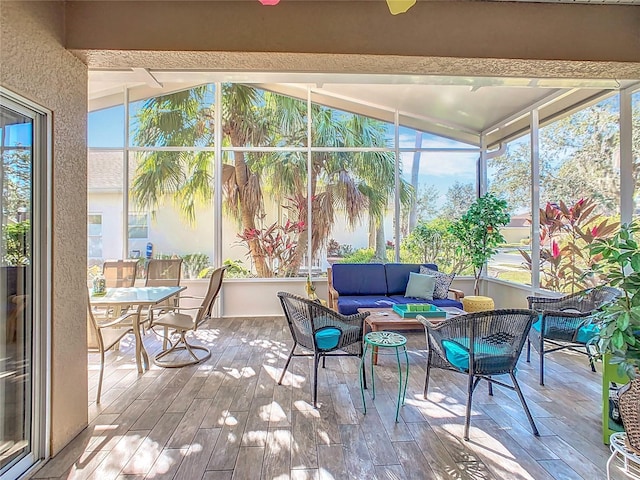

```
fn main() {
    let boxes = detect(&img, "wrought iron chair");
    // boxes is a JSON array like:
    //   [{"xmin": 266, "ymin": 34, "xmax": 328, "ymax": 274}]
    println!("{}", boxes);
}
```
[
  {"xmin": 417, "ymin": 309, "xmax": 539, "ymax": 440},
  {"xmin": 526, "ymin": 285, "xmax": 620, "ymax": 385},
  {"xmin": 87, "ymin": 294, "xmax": 137, "ymax": 403},
  {"xmin": 277, "ymin": 292, "xmax": 368, "ymax": 407},
  {"xmin": 148, "ymin": 266, "xmax": 226, "ymax": 367}
]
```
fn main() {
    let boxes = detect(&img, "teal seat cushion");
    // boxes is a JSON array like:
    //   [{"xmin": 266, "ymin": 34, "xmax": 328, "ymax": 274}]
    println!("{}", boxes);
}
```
[
  {"xmin": 531, "ymin": 317, "xmax": 600, "ymax": 344},
  {"xmin": 441, "ymin": 337, "xmax": 512, "ymax": 371},
  {"xmin": 576, "ymin": 323, "xmax": 600, "ymax": 343},
  {"xmin": 315, "ymin": 327, "xmax": 342, "ymax": 350}
]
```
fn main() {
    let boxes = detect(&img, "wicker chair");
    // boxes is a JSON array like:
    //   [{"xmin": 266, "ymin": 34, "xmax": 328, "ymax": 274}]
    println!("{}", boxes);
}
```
[
  {"xmin": 277, "ymin": 292, "xmax": 368, "ymax": 407},
  {"xmin": 417, "ymin": 309, "xmax": 539, "ymax": 440},
  {"xmin": 526, "ymin": 285, "xmax": 620, "ymax": 385}
]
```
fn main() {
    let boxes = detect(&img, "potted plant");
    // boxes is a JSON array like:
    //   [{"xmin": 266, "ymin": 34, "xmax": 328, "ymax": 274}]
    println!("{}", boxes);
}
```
[
  {"xmin": 449, "ymin": 192, "xmax": 510, "ymax": 296},
  {"xmin": 590, "ymin": 220, "xmax": 640, "ymax": 452}
]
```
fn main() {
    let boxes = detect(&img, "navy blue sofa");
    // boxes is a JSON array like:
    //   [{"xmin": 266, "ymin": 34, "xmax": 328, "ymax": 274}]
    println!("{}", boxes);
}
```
[{"xmin": 327, "ymin": 263, "xmax": 464, "ymax": 315}]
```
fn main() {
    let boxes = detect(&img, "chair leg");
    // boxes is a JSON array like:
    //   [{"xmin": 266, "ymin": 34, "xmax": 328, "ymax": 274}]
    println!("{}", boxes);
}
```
[
  {"xmin": 278, "ymin": 344, "xmax": 296, "ymax": 385},
  {"xmin": 424, "ymin": 350, "xmax": 432, "ymax": 399},
  {"xmin": 526, "ymin": 338, "xmax": 531, "ymax": 363},
  {"xmin": 464, "ymin": 373, "xmax": 475, "ymax": 441},
  {"xmin": 488, "ymin": 376, "xmax": 493, "ymax": 396},
  {"xmin": 510, "ymin": 372, "xmax": 539, "ymax": 436},
  {"xmin": 313, "ymin": 352, "xmax": 321, "ymax": 407},
  {"xmin": 539, "ymin": 340, "xmax": 545, "ymax": 386},
  {"xmin": 322, "ymin": 356, "xmax": 326, "ymax": 369},
  {"xmin": 587, "ymin": 345, "xmax": 597, "ymax": 373},
  {"xmin": 96, "ymin": 350, "xmax": 105, "ymax": 404}
]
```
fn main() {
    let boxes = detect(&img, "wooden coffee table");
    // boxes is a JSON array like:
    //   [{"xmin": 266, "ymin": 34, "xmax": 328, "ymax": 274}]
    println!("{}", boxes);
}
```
[{"xmin": 359, "ymin": 306, "xmax": 466, "ymax": 364}]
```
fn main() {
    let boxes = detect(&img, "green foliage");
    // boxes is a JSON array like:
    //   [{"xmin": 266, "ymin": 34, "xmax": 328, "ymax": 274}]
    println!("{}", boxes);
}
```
[
  {"xmin": 449, "ymin": 193, "xmax": 510, "ymax": 294},
  {"xmin": 340, "ymin": 248, "xmax": 377, "ymax": 264},
  {"xmin": 441, "ymin": 181, "xmax": 476, "ymax": 221},
  {"xmin": 589, "ymin": 220, "xmax": 640, "ymax": 379},
  {"xmin": 519, "ymin": 198, "xmax": 619, "ymax": 293},
  {"xmin": 339, "ymin": 248, "xmax": 395, "ymax": 263},
  {"xmin": 2, "ymin": 220, "xmax": 30, "ymax": 266},
  {"xmin": 131, "ymin": 85, "xmax": 413, "ymax": 277},
  {"xmin": 400, "ymin": 218, "xmax": 469, "ymax": 274},
  {"xmin": 219, "ymin": 259, "xmax": 253, "ymax": 278},
  {"xmin": 182, "ymin": 253, "xmax": 210, "ymax": 279}
]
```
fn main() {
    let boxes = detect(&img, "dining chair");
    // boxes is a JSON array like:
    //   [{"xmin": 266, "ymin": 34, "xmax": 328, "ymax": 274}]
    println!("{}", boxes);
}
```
[
  {"xmin": 145, "ymin": 258, "xmax": 183, "ymax": 287},
  {"xmin": 526, "ymin": 285, "xmax": 620, "ymax": 385},
  {"xmin": 277, "ymin": 291, "xmax": 368, "ymax": 407},
  {"xmin": 87, "ymin": 294, "xmax": 138, "ymax": 402},
  {"xmin": 418, "ymin": 309, "xmax": 539, "ymax": 440},
  {"xmin": 102, "ymin": 259, "xmax": 139, "ymax": 287},
  {"xmin": 148, "ymin": 266, "xmax": 226, "ymax": 367},
  {"xmin": 144, "ymin": 258, "xmax": 184, "ymax": 342}
]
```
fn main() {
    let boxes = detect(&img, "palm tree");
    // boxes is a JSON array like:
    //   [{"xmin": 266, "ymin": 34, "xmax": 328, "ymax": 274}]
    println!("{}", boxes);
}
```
[{"xmin": 131, "ymin": 84, "xmax": 411, "ymax": 277}]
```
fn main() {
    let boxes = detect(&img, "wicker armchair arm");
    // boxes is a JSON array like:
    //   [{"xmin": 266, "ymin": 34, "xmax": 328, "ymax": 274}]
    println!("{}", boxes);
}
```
[
  {"xmin": 308, "ymin": 301, "xmax": 368, "ymax": 330},
  {"xmin": 527, "ymin": 295, "xmax": 565, "ymax": 310}
]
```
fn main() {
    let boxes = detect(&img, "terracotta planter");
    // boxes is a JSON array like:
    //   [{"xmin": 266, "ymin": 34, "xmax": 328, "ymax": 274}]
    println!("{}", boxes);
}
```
[{"xmin": 619, "ymin": 377, "xmax": 640, "ymax": 453}]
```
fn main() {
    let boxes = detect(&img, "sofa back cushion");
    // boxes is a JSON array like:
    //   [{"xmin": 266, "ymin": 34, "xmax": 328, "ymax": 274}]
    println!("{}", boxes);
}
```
[
  {"xmin": 331, "ymin": 263, "xmax": 388, "ymax": 296},
  {"xmin": 385, "ymin": 263, "xmax": 438, "ymax": 295}
]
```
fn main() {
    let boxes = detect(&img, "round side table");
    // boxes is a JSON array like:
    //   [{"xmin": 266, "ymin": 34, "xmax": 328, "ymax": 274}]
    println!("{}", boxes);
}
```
[
  {"xmin": 462, "ymin": 295, "xmax": 495, "ymax": 313},
  {"xmin": 607, "ymin": 432, "xmax": 640, "ymax": 479},
  {"xmin": 360, "ymin": 331, "xmax": 409, "ymax": 422}
]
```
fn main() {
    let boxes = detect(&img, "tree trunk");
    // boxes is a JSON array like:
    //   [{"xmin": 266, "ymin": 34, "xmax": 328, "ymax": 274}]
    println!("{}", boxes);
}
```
[
  {"xmin": 368, "ymin": 215, "xmax": 376, "ymax": 249},
  {"xmin": 232, "ymin": 148, "xmax": 269, "ymax": 277},
  {"xmin": 375, "ymin": 221, "xmax": 386, "ymax": 262}
]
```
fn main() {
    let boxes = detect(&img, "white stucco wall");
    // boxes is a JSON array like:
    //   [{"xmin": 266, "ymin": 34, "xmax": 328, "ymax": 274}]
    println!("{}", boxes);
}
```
[{"xmin": 0, "ymin": 1, "xmax": 88, "ymax": 455}]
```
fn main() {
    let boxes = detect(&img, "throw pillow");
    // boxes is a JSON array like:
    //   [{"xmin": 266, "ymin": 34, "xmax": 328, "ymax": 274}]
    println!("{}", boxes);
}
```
[
  {"xmin": 420, "ymin": 266, "xmax": 455, "ymax": 300},
  {"xmin": 404, "ymin": 272, "xmax": 436, "ymax": 300}
]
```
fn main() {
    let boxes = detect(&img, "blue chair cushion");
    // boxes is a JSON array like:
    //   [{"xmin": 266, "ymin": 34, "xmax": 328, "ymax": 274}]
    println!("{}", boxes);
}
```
[
  {"xmin": 441, "ymin": 337, "xmax": 513, "ymax": 371},
  {"xmin": 315, "ymin": 327, "xmax": 341, "ymax": 350},
  {"xmin": 337, "ymin": 295, "xmax": 395, "ymax": 315},
  {"xmin": 385, "ymin": 263, "xmax": 438, "ymax": 295},
  {"xmin": 331, "ymin": 263, "xmax": 388, "ymax": 296},
  {"xmin": 531, "ymin": 317, "xmax": 600, "ymax": 344},
  {"xmin": 388, "ymin": 296, "xmax": 463, "ymax": 310}
]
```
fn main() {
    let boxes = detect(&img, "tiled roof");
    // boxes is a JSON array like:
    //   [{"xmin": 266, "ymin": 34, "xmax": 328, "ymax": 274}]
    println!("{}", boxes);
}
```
[{"xmin": 88, "ymin": 150, "xmax": 135, "ymax": 191}]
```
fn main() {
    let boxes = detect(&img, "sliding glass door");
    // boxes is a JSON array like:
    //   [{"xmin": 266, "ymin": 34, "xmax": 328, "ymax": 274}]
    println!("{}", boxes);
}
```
[{"xmin": 1, "ymin": 92, "xmax": 48, "ymax": 479}]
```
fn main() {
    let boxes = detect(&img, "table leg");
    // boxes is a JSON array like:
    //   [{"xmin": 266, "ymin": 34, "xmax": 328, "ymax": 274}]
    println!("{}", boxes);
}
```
[
  {"xmin": 395, "ymin": 346, "xmax": 402, "ymax": 422},
  {"xmin": 133, "ymin": 305, "xmax": 149, "ymax": 373}
]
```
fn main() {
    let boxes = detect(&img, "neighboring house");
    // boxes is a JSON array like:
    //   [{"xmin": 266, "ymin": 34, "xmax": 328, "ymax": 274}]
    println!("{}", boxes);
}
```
[
  {"xmin": 87, "ymin": 149, "xmax": 376, "ymax": 271},
  {"xmin": 503, "ymin": 214, "xmax": 531, "ymax": 245}
]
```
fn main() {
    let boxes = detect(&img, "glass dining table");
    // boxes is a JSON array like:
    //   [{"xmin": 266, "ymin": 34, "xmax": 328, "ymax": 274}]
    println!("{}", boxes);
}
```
[{"xmin": 89, "ymin": 286, "xmax": 186, "ymax": 373}]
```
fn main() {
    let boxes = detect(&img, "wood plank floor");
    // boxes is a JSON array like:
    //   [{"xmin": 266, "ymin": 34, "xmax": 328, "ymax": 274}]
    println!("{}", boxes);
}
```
[{"xmin": 32, "ymin": 316, "xmax": 632, "ymax": 480}]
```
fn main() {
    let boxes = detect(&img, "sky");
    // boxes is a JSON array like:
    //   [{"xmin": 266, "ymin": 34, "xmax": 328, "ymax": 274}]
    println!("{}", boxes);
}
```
[{"xmin": 88, "ymin": 104, "xmax": 480, "ymax": 210}]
